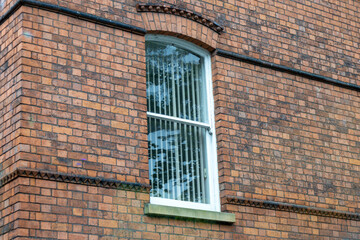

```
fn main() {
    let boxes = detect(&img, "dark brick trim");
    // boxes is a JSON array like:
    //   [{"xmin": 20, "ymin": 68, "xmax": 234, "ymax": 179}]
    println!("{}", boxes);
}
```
[
  {"xmin": 0, "ymin": 168, "xmax": 150, "ymax": 192},
  {"xmin": 0, "ymin": 0, "xmax": 146, "ymax": 35},
  {"xmin": 136, "ymin": 3, "xmax": 224, "ymax": 34},
  {"xmin": 226, "ymin": 196, "xmax": 360, "ymax": 221},
  {"xmin": 216, "ymin": 49, "xmax": 360, "ymax": 92},
  {"xmin": 0, "ymin": 222, "xmax": 14, "ymax": 235}
]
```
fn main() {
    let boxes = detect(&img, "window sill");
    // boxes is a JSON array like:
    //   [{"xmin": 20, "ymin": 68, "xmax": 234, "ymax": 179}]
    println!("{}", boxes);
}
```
[{"xmin": 144, "ymin": 204, "xmax": 236, "ymax": 224}]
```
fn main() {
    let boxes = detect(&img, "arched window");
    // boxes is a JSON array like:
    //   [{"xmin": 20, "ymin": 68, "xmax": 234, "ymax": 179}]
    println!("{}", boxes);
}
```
[{"xmin": 146, "ymin": 35, "xmax": 219, "ymax": 211}]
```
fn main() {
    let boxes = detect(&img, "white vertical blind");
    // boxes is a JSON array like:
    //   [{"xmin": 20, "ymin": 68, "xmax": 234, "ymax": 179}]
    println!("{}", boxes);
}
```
[{"xmin": 146, "ymin": 41, "xmax": 209, "ymax": 203}]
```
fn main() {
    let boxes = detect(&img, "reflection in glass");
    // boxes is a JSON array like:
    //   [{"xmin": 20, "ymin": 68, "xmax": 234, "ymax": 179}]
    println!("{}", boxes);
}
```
[
  {"xmin": 146, "ymin": 42, "xmax": 207, "ymax": 122},
  {"xmin": 148, "ymin": 118, "xmax": 207, "ymax": 203},
  {"xmin": 146, "ymin": 41, "xmax": 208, "ymax": 203}
]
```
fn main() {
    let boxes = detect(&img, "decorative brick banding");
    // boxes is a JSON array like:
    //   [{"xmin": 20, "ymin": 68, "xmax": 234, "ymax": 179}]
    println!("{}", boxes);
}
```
[
  {"xmin": 0, "ymin": 168, "xmax": 151, "ymax": 192},
  {"xmin": 226, "ymin": 196, "xmax": 360, "ymax": 221},
  {"xmin": 136, "ymin": 4, "xmax": 224, "ymax": 34},
  {"xmin": 136, "ymin": 3, "xmax": 222, "ymax": 51}
]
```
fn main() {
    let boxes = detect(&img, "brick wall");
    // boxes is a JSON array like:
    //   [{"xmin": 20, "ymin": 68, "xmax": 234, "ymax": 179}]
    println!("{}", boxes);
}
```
[
  {"xmin": 3, "ymin": 0, "xmax": 359, "ymax": 84},
  {"xmin": 227, "ymin": 204, "xmax": 360, "ymax": 239},
  {"xmin": 1, "ymin": 0, "xmax": 360, "ymax": 239},
  {"xmin": 2, "ymin": 6, "xmax": 149, "ymax": 184},
  {"xmin": 0, "ymin": 4, "xmax": 23, "ymax": 184},
  {"xmin": 1, "ymin": 177, "xmax": 238, "ymax": 239},
  {"xmin": 1, "ymin": 177, "xmax": 359, "ymax": 239},
  {"xmin": 214, "ymin": 55, "xmax": 360, "ymax": 212}
]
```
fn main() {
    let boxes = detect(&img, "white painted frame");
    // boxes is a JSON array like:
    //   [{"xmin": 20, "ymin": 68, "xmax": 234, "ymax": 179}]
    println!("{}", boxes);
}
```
[{"xmin": 146, "ymin": 34, "xmax": 220, "ymax": 212}]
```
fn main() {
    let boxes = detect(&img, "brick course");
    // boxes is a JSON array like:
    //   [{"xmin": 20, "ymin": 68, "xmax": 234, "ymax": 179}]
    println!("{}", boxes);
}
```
[{"xmin": 2, "ymin": 0, "xmax": 358, "ymax": 84}]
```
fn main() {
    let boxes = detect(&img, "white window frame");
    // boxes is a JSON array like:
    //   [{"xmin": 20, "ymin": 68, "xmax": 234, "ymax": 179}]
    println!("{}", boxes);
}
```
[{"xmin": 146, "ymin": 34, "xmax": 220, "ymax": 212}]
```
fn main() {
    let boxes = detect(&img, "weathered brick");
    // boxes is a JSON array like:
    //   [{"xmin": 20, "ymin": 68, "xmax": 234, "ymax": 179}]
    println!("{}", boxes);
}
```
[{"xmin": 1, "ymin": 0, "xmax": 360, "ymax": 239}]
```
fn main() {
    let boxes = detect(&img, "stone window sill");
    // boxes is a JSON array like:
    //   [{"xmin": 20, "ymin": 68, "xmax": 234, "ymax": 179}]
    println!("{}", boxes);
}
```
[{"xmin": 144, "ymin": 204, "xmax": 236, "ymax": 224}]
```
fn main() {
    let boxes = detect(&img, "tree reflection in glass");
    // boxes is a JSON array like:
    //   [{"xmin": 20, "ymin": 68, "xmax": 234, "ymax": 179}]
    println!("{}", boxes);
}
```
[{"xmin": 146, "ymin": 41, "xmax": 208, "ymax": 203}]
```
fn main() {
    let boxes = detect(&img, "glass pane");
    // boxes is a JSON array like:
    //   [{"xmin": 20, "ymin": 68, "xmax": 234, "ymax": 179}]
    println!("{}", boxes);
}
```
[
  {"xmin": 146, "ymin": 41, "xmax": 207, "ymax": 123},
  {"xmin": 148, "ymin": 117, "xmax": 208, "ymax": 203}
]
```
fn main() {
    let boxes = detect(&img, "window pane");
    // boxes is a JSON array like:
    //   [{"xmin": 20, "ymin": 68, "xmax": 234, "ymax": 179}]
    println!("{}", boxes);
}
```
[
  {"xmin": 148, "ymin": 117, "xmax": 208, "ymax": 203},
  {"xmin": 146, "ymin": 42, "xmax": 207, "ymax": 123},
  {"xmin": 146, "ymin": 40, "xmax": 211, "ymax": 205}
]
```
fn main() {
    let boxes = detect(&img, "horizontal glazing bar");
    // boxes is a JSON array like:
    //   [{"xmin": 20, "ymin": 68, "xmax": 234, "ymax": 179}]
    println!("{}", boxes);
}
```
[{"xmin": 147, "ymin": 112, "xmax": 211, "ymax": 131}]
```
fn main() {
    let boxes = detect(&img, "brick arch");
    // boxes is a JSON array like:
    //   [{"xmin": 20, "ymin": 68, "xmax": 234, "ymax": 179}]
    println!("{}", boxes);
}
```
[{"xmin": 137, "ymin": 4, "xmax": 223, "ymax": 52}]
